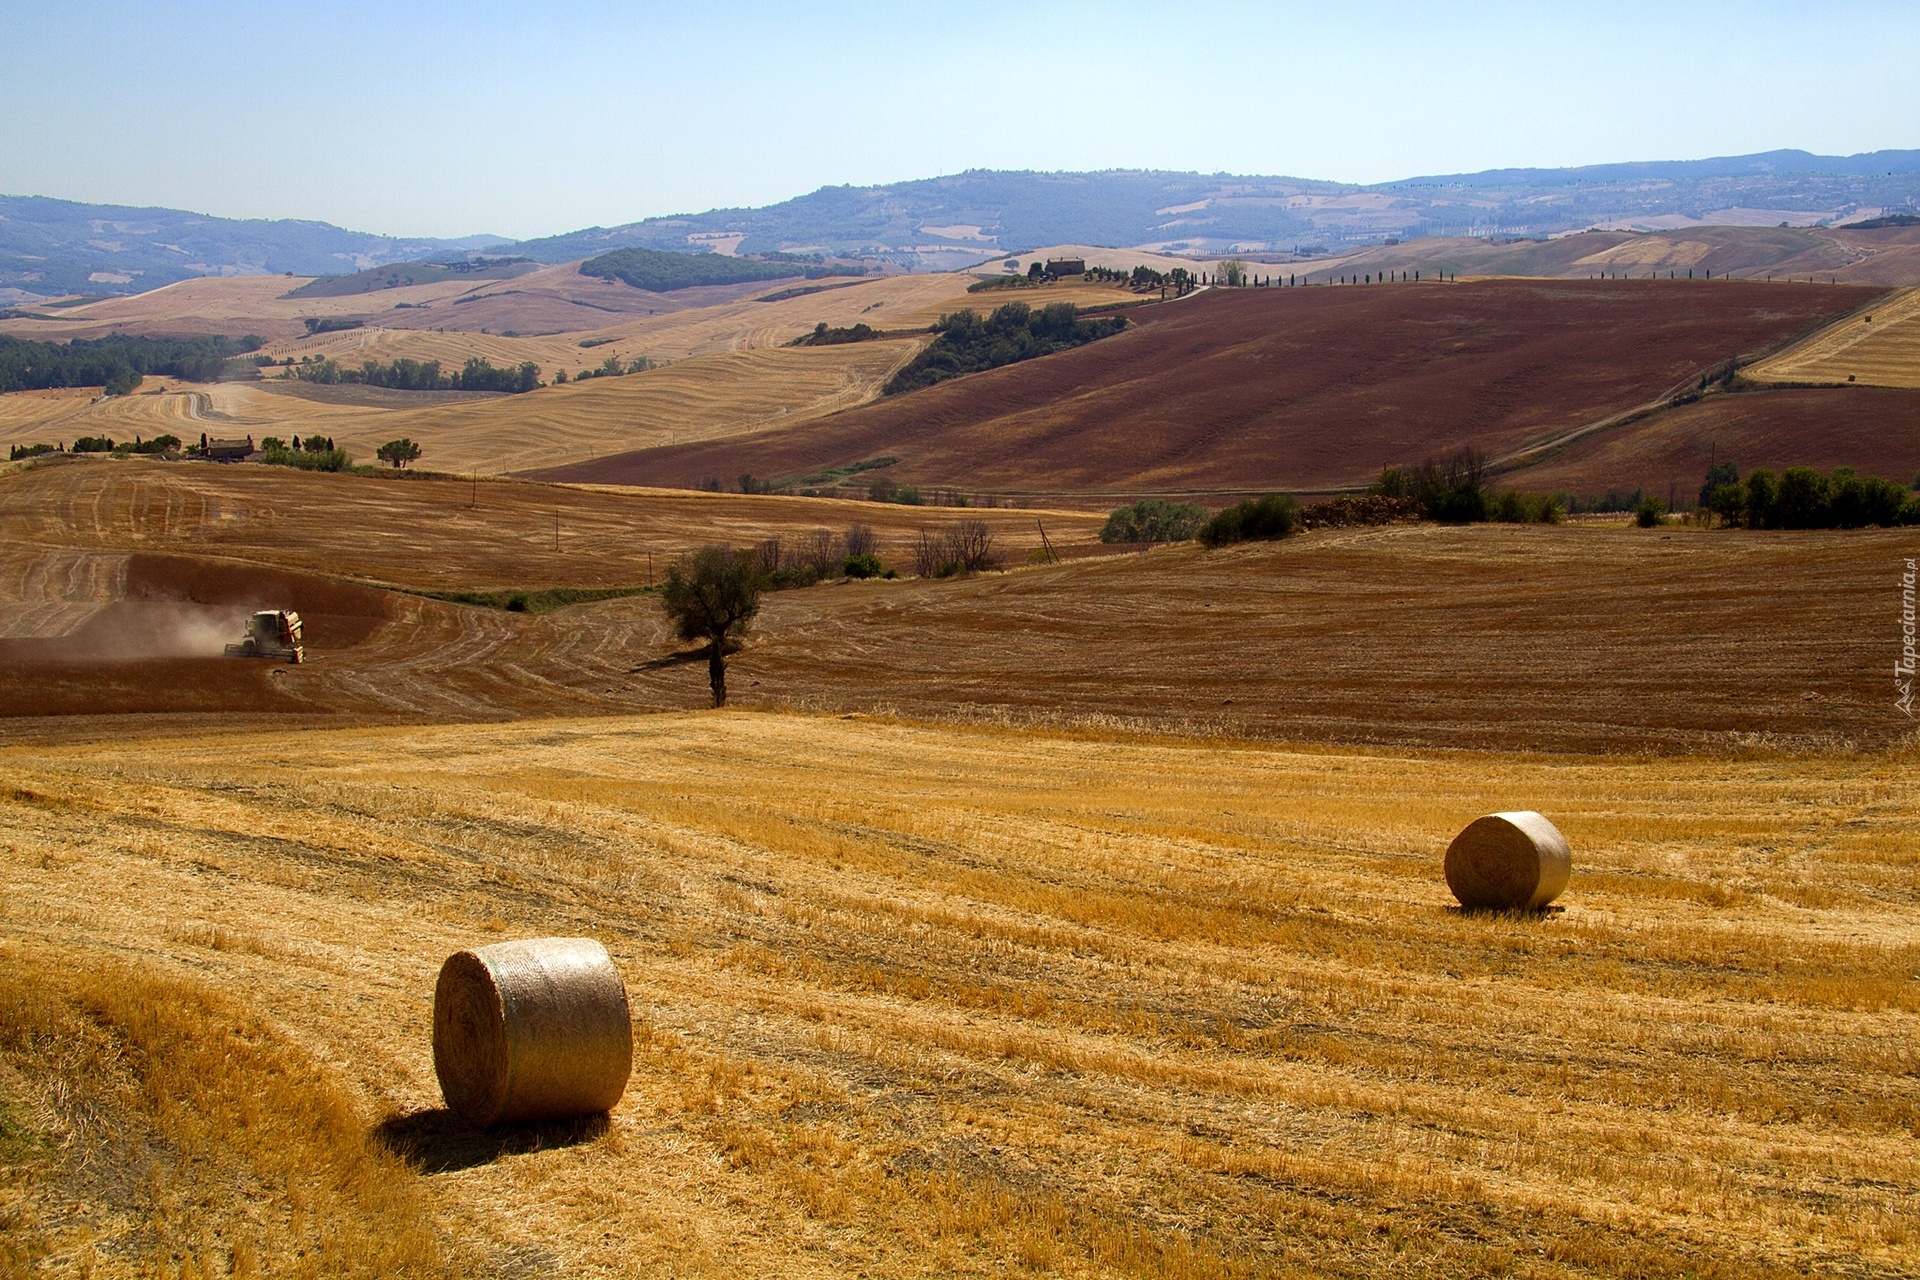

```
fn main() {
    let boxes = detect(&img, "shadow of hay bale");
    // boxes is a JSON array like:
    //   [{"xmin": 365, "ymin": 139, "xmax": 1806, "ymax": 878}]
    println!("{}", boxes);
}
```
[
  {"xmin": 373, "ymin": 1108, "xmax": 607, "ymax": 1174},
  {"xmin": 1444, "ymin": 904, "xmax": 1568, "ymax": 920}
]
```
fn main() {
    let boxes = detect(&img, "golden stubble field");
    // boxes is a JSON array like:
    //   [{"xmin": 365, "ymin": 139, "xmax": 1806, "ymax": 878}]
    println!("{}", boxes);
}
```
[
  {"xmin": 1749, "ymin": 284, "xmax": 1920, "ymax": 388},
  {"xmin": 0, "ymin": 339, "xmax": 931, "ymax": 478},
  {"xmin": 0, "ymin": 270, "xmax": 1153, "ymax": 477},
  {"xmin": 2, "ymin": 712, "xmax": 1916, "ymax": 1278}
]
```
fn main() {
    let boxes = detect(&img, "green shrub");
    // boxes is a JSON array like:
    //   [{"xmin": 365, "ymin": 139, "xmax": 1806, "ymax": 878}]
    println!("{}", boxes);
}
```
[
  {"xmin": 1492, "ymin": 490, "xmax": 1563, "ymax": 523},
  {"xmin": 1100, "ymin": 499, "xmax": 1208, "ymax": 543},
  {"xmin": 1201, "ymin": 494, "xmax": 1299, "ymax": 547},
  {"xmin": 1372, "ymin": 450, "xmax": 1491, "ymax": 523},
  {"xmin": 842, "ymin": 553, "xmax": 884, "ymax": 579},
  {"xmin": 259, "ymin": 444, "xmax": 352, "ymax": 472},
  {"xmin": 1635, "ymin": 496, "xmax": 1665, "ymax": 527}
]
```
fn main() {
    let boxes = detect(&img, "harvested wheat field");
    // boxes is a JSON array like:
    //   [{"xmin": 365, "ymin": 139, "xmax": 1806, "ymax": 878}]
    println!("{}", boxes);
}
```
[
  {"xmin": 0, "ymin": 457, "xmax": 1096, "ymax": 592},
  {"xmin": 2, "ymin": 711, "xmax": 1916, "ymax": 1278},
  {"xmin": 0, "ymin": 458, "xmax": 1907, "ymax": 754},
  {"xmin": 0, "ymin": 339, "xmax": 929, "ymax": 477},
  {"xmin": 1748, "ymin": 285, "xmax": 1920, "ymax": 388}
]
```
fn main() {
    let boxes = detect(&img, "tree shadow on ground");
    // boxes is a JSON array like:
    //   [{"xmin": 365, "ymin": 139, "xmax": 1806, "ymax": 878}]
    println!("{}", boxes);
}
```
[
  {"xmin": 629, "ymin": 650, "xmax": 705, "ymax": 672},
  {"xmin": 373, "ymin": 1109, "xmax": 608, "ymax": 1174}
]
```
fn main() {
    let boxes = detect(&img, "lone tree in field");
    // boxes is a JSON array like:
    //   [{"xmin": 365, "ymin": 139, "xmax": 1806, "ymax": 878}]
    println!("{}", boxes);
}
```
[
  {"xmin": 660, "ymin": 546, "xmax": 762, "ymax": 707},
  {"xmin": 376, "ymin": 438, "xmax": 422, "ymax": 469}
]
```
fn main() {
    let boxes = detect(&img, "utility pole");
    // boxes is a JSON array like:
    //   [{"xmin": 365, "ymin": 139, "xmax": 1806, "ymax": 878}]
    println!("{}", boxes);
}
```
[{"xmin": 1035, "ymin": 519, "xmax": 1059, "ymax": 565}]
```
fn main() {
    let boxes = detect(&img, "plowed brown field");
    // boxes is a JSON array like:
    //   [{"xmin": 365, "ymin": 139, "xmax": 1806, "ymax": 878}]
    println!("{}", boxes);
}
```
[
  {"xmin": 538, "ymin": 279, "xmax": 1880, "ymax": 498},
  {"xmin": 1504, "ymin": 385, "xmax": 1920, "ymax": 497}
]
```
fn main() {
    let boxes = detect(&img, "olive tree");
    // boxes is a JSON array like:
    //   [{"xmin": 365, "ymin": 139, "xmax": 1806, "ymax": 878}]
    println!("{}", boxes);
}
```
[{"xmin": 660, "ymin": 546, "xmax": 762, "ymax": 707}]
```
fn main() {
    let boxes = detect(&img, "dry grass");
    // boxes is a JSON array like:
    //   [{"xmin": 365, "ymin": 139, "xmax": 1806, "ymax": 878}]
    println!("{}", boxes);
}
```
[
  {"xmin": 352, "ymin": 340, "xmax": 929, "ymax": 475},
  {"xmin": 1748, "ymin": 284, "xmax": 1920, "ymax": 387},
  {"xmin": 1, "ymin": 712, "xmax": 1915, "ymax": 1276},
  {"xmin": 0, "ymin": 946, "xmax": 449, "ymax": 1277}
]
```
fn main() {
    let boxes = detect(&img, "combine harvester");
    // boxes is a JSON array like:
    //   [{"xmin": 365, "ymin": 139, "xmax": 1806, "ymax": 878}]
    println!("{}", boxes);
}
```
[{"xmin": 225, "ymin": 610, "xmax": 305, "ymax": 664}]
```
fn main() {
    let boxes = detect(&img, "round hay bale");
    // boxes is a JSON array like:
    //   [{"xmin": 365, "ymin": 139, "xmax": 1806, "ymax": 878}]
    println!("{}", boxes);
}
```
[
  {"xmin": 1443, "ymin": 811, "xmax": 1571, "ymax": 911},
  {"xmin": 432, "ymin": 936, "xmax": 632, "ymax": 1127}
]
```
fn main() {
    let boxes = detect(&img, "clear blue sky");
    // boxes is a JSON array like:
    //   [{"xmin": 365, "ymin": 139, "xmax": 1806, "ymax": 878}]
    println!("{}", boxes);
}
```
[{"xmin": 2, "ymin": 0, "xmax": 1915, "ymax": 240}]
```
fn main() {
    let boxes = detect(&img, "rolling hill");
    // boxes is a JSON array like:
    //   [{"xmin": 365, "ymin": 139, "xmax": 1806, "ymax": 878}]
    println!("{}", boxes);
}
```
[
  {"xmin": 0, "ymin": 193, "xmax": 503, "ymax": 300},
  {"xmin": 1275, "ymin": 222, "xmax": 1920, "ymax": 287},
  {"xmin": 0, "ymin": 270, "xmax": 1149, "ymax": 476},
  {"xmin": 505, "ymin": 152, "xmax": 1920, "ymax": 266},
  {"xmin": 11, "ymin": 150, "xmax": 1920, "ymax": 301},
  {"xmin": 532, "ymin": 279, "xmax": 1882, "ymax": 498}
]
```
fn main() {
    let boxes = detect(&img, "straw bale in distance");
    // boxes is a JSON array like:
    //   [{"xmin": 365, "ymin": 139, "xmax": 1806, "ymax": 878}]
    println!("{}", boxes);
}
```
[
  {"xmin": 432, "ymin": 936, "xmax": 633, "ymax": 1126},
  {"xmin": 1443, "ymin": 811, "xmax": 1572, "ymax": 910}
]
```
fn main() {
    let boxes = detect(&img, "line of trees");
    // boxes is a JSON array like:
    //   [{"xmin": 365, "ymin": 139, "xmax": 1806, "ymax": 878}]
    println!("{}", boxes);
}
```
[
  {"xmin": 557, "ymin": 353, "xmax": 655, "ymax": 383},
  {"xmin": 579, "ymin": 247, "xmax": 802, "ymax": 292},
  {"xmin": 1700, "ymin": 463, "xmax": 1918, "ymax": 528},
  {"xmin": 884, "ymin": 302, "xmax": 1127, "ymax": 396},
  {"xmin": 788, "ymin": 322, "xmax": 882, "ymax": 346},
  {"xmin": 0, "ymin": 334, "xmax": 263, "ymax": 395},
  {"xmin": 257, "ymin": 435, "xmax": 351, "ymax": 472},
  {"xmin": 289, "ymin": 355, "xmax": 541, "ymax": 393}
]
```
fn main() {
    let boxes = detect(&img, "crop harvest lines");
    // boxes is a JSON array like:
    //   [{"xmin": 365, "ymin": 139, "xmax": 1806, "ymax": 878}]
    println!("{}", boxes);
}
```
[
  {"xmin": 0, "ymin": 458, "xmax": 1104, "ymax": 592},
  {"xmin": 1, "ymin": 712, "xmax": 1915, "ymax": 1277},
  {"xmin": 1748, "ymin": 285, "xmax": 1920, "ymax": 388},
  {"xmin": 357, "ymin": 339, "xmax": 931, "ymax": 475},
  {"xmin": 0, "ymin": 461, "xmax": 1900, "ymax": 754},
  {"xmin": 0, "ymin": 339, "xmax": 930, "ymax": 476}
]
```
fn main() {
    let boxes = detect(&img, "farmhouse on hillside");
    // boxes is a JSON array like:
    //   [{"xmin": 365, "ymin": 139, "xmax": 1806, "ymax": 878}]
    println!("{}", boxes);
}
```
[{"xmin": 201, "ymin": 435, "xmax": 256, "ymax": 462}]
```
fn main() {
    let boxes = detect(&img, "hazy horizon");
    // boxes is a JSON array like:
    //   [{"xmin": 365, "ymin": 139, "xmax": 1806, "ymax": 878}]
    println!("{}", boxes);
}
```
[{"xmin": 3, "ymin": 0, "xmax": 1917, "ymax": 240}]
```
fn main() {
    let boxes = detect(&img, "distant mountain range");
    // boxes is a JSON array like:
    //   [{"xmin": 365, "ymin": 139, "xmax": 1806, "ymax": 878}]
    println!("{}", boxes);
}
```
[
  {"xmin": 0, "ymin": 195, "xmax": 509, "ymax": 301},
  {"xmin": 6, "ymin": 149, "xmax": 1919, "ymax": 299}
]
